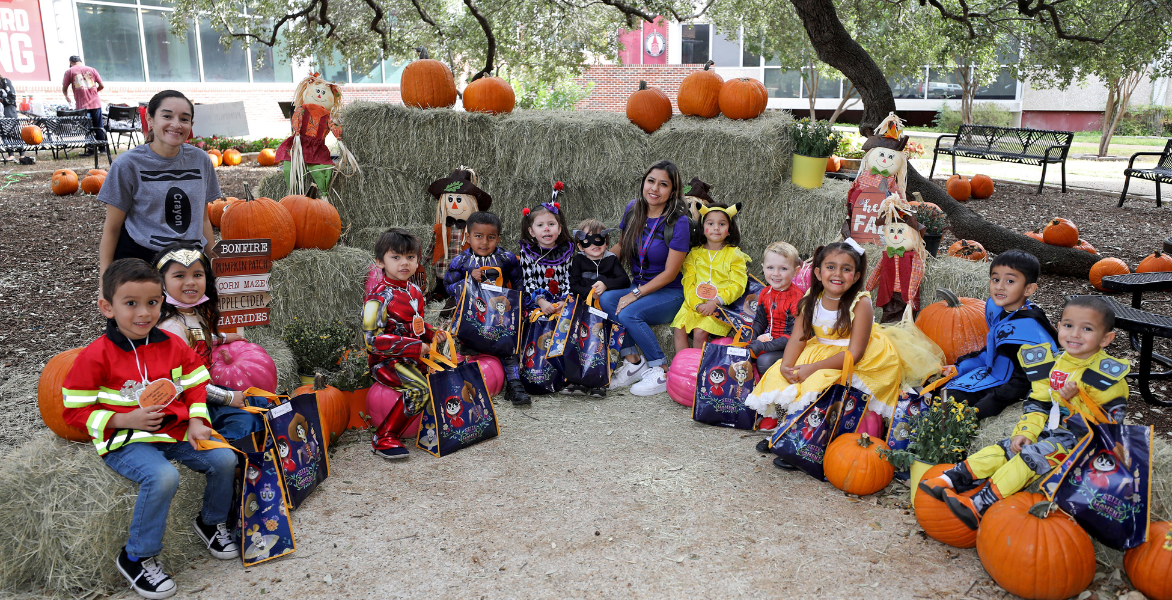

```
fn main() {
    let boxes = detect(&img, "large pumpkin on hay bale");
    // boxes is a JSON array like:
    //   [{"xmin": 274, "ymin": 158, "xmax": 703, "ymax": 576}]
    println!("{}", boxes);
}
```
[
  {"xmin": 626, "ymin": 81, "xmax": 672, "ymax": 133},
  {"xmin": 946, "ymin": 174, "xmax": 970, "ymax": 200},
  {"xmin": 1042, "ymin": 217, "xmax": 1078, "ymax": 247},
  {"xmin": 969, "ymin": 174, "xmax": 993, "ymax": 199},
  {"xmin": 1124, "ymin": 521, "xmax": 1172, "ymax": 600},
  {"xmin": 257, "ymin": 148, "xmax": 277, "ymax": 166},
  {"xmin": 51, "ymin": 169, "xmax": 79, "ymax": 195},
  {"xmin": 293, "ymin": 374, "xmax": 349, "ymax": 448},
  {"xmin": 401, "ymin": 48, "xmax": 458, "ymax": 109},
  {"xmin": 915, "ymin": 289, "xmax": 987, "ymax": 364},
  {"xmin": 220, "ymin": 184, "xmax": 297, "ymax": 260},
  {"xmin": 462, "ymin": 76, "xmax": 515, "ymax": 115},
  {"xmin": 823, "ymin": 433, "xmax": 893, "ymax": 496},
  {"xmin": 976, "ymin": 493, "xmax": 1094, "ymax": 600},
  {"xmin": 37, "ymin": 347, "xmax": 90, "ymax": 442},
  {"xmin": 947, "ymin": 240, "xmax": 986, "ymax": 261},
  {"xmin": 20, "ymin": 124, "xmax": 43, "ymax": 144},
  {"xmin": 79, "ymin": 174, "xmax": 105, "ymax": 195},
  {"xmin": 913, "ymin": 463, "xmax": 981, "ymax": 548},
  {"xmin": 1138, "ymin": 250, "xmax": 1172, "ymax": 273},
  {"xmin": 677, "ymin": 60, "xmax": 723, "ymax": 118},
  {"xmin": 1089, "ymin": 257, "xmax": 1129, "ymax": 291},
  {"xmin": 718, "ymin": 77, "xmax": 767, "ymax": 120},
  {"xmin": 279, "ymin": 184, "xmax": 341, "ymax": 250}
]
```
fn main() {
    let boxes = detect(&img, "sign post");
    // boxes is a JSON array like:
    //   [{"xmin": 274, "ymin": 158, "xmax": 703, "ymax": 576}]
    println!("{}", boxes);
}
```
[{"xmin": 211, "ymin": 238, "xmax": 272, "ymax": 328}]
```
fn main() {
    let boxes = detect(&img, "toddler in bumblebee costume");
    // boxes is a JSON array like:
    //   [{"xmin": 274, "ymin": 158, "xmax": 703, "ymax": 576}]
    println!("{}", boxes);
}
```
[{"xmin": 919, "ymin": 296, "xmax": 1129, "ymax": 530}]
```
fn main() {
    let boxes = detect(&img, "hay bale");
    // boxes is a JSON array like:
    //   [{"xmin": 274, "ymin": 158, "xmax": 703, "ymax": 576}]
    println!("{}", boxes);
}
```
[
  {"xmin": 921, "ymin": 255, "xmax": 990, "ymax": 301},
  {"xmin": 247, "ymin": 328, "xmax": 298, "ymax": 394},
  {"xmin": 0, "ymin": 433, "xmax": 205, "ymax": 595},
  {"xmin": 266, "ymin": 246, "xmax": 373, "ymax": 330}
]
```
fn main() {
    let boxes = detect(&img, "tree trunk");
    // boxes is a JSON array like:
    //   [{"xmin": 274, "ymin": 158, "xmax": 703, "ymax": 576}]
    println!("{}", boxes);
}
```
[
  {"xmin": 957, "ymin": 64, "xmax": 975, "ymax": 124},
  {"xmin": 790, "ymin": 0, "xmax": 1102, "ymax": 277},
  {"xmin": 805, "ymin": 61, "xmax": 819, "ymax": 120},
  {"xmin": 828, "ymin": 80, "xmax": 860, "ymax": 124},
  {"xmin": 1098, "ymin": 70, "xmax": 1144, "ymax": 157}
]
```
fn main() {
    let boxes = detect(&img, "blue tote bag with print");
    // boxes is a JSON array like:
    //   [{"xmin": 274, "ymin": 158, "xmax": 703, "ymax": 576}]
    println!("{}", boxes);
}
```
[
  {"xmin": 263, "ymin": 392, "xmax": 330, "ymax": 510},
  {"xmin": 239, "ymin": 446, "xmax": 296, "ymax": 565},
  {"xmin": 692, "ymin": 337, "xmax": 760, "ymax": 429},
  {"xmin": 519, "ymin": 309, "xmax": 566, "ymax": 394},
  {"xmin": 415, "ymin": 343, "xmax": 500, "ymax": 457},
  {"xmin": 452, "ymin": 267, "xmax": 522, "ymax": 357},
  {"xmin": 562, "ymin": 290, "xmax": 612, "ymax": 389},
  {"xmin": 716, "ymin": 275, "xmax": 765, "ymax": 336},
  {"xmin": 546, "ymin": 293, "xmax": 578, "ymax": 359},
  {"xmin": 767, "ymin": 353, "xmax": 864, "ymax": 480},
  {"xmin": 608, "ymin": 323, "xmax": 627, "ymax": 372}
]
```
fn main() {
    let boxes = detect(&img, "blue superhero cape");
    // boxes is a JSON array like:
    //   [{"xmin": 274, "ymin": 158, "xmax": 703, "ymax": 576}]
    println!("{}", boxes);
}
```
[{"xmin": 946, "ymin": 298, "xmax": 1057, "ymax": 393}]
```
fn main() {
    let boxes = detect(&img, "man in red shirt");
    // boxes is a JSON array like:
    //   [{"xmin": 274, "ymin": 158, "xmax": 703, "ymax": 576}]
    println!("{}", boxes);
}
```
[{"xmin": 61, "ymin": 55, "xmax": 107, "ymax": 157}]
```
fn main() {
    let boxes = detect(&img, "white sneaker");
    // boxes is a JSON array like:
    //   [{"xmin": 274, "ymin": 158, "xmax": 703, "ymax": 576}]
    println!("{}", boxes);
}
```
[
  {"xmin": 630, "ymin": 366, "xmax": 668, "ymax": 396},
  {"xmin": 609, "ymin": 356, "xmax": 649, "ymax": 389}
]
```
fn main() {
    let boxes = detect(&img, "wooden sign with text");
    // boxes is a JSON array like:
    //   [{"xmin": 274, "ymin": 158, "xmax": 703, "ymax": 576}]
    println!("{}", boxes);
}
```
[{"xmin": 212, "ymin": 238, "xmax": 272, "ymax": 328}]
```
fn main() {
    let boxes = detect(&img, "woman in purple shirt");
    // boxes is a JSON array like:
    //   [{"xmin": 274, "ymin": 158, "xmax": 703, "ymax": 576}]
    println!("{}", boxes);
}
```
[{"xmin": 600, "ymin": 160, "xmax": 689, "ymax": 396}]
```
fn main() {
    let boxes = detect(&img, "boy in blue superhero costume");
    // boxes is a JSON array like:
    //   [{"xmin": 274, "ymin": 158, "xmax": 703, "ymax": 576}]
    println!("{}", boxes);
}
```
[{"xmin": 944, "ymin": 250, "xmax": 1059, "ymax": 419}]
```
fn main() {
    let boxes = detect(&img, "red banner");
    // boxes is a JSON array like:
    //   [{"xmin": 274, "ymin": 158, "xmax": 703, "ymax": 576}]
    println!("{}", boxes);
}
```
[
  {"xmin": 617, "ymin": 28, "xmax": 641, "ymax": 65},
  {"xmin": 0, "ymin": 0, "xmax": 50, "ymax": 81}
]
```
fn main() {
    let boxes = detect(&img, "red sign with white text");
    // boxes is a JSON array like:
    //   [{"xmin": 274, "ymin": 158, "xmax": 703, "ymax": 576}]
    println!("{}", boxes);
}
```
[
  {"xmin": 642, "ymin": 16, "xmax": 667, "ymax": 65},
  {"xmin": 0, "ymin": 0, "xmax": 50, "ymax": 81}
]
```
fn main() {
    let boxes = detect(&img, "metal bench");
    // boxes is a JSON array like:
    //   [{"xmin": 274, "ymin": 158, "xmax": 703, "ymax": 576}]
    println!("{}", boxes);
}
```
[
  {"xmin": 930, "ymin": 125, "xmax": 1074, "ymax": 194},
  {"xmin": 1073, "ymin": 287, "xmax": 1172, "ymax": 407},
  {"xmin": 1118, "ymin": 138, "xmax": 1172, "ymax": 207},
  {"xmin": 0, "ymin": 115, "xmax": 111, "ymax": 168}
]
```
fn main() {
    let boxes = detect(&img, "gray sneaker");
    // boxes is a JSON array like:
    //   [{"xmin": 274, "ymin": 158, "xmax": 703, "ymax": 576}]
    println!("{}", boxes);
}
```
[
  {"xmin": 630, "ymin": 366, "xmax": 667, "ymax": 396},
  {"xmin": 609, "ymin": 356, "xmax": 648, "ymax": 389}
]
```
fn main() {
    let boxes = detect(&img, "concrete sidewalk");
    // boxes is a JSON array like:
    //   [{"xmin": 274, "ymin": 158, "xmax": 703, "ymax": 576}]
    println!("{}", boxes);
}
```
[{"xmin": 912, "ymin": 156, "xmax": 1163, "ymax": 203}]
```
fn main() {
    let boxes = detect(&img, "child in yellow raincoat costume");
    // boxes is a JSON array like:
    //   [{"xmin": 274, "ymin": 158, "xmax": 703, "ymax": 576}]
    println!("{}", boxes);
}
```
[{"xmin": 671, "ymin": 203, "xmax": 751, "ymax": 351}]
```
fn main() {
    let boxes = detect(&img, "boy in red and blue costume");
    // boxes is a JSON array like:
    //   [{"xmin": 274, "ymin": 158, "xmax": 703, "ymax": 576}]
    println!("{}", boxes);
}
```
[{"xmin": 363, "ymin": 228, "xmax": 437, "ymax": 459}]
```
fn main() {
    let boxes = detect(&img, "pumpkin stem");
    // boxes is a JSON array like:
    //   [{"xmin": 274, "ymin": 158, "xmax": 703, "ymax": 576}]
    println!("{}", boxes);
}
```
[
  {"xmin": 415, "ymin": 47, "xmax": 429, "ymax": 59},
  {"xmin": 935, "ymin": 288, "xmax": 962, "ymax": 308},
  {"xmin": 307, "ymin": 183, "xmax": 320, "ymax": 200},
  {"xmin": 857, "ymin": 432, "xmax": 873, "ymax": 448},
  {"xmin": 703, "ymin": 60, "xmax": 714, "ymax": 70},
  {"xmin": 313, "ymin": 373, "xmax": 325, "ymax": 391},
  {"xmin": 639, "ymin": 80, "xmax": 648, "ymax": 90},
  {"xmin": 243, "ymin": 183, "xmax": 254, "ymax": 202},
  {"xmin": 1027, "ymin": 501, "xmax": 1057, "ymax": 519}
]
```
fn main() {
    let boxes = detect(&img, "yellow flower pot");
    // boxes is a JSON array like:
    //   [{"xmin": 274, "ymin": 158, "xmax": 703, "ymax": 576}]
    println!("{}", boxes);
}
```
[
  {"xmin": 299, "ymin": 374, "xmax": 316, "ymax": 387},
  {"xmin": 908, "ymin": 459, "xmax": 934, "ymax": 505},
  {"xmin": 792, "ymin": 154, "xmax": 830, "ymax": 189}
]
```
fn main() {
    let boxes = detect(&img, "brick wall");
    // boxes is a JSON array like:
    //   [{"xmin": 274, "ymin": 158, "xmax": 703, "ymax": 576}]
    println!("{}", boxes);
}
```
[
  {"xmin": 574, "ymin": 64, "xmax": 706, "ymax": 112},
  {"xmin": 13, "ymin": 82, "xmax": 402, "ymax": 137}
]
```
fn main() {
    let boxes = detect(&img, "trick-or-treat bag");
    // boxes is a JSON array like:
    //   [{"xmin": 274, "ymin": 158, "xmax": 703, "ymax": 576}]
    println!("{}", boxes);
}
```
[
  {"xmin": 608, "ymin": 323, "xmax": 627, "ymax": 372},
  {"xmin": 452, "ymin": 266, "xmax": 522, "ymax": 357},
  {"xmin": 416, "ymin": 332, "xmax": 500, "ymax": 457},
  {"xmin": 562, "ymin": 290, "xmax": 612, "ymax": 389},
  {"xmin": 545, "ymin": 293, "xmax": 577, "ymax": 359},
  {"xmin": 1040, "ymin": 409, "xmax": 1152, "ymax": 551},
  {"xmin": 887, "ymin": 369, "xmax": 955, "ymax": 455},
  {"xmin": 716, "ymin": 274, "xmax": 764, "ymax": 336},
  {"xmin": 519, "ymin": 309, "xmax": 566, "ymax": 394},
  {"xmin": 692, "ymin": 333, "xmax": 760, "ymax": 429},
  {"xmin": 768, "ymin": 352, "xmax": 861, "ymax": 481},
  {"xmin": 264, "ymin": 392, "xmax": 330, "ymax": 510}
]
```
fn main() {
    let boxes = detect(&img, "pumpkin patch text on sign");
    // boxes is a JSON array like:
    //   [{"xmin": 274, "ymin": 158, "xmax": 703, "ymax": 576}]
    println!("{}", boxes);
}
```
[
  {"xmin": 212, "ymin": 256, "xmax": 271, "ymax": 278},
  {"xmin": 212, "ymin": 238, "xmax": 272, "ymax": 328}
]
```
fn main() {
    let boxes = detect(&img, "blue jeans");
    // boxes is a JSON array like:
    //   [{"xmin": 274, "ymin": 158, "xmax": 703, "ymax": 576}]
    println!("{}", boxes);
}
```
[
  {"xmin": 600, "ymin": 285, "xmax": 685, "ymax": 368},
  {"xmin": 103, "ymin": 442, "xmax": 237, "ymax": 557}
]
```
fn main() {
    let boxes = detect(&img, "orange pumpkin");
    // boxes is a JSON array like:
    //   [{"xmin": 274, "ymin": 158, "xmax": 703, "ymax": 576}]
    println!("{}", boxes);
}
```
[
  {"xmin": 401, "ymin": 48, "xmax": 458, "ymax": 109},
  {"xmin": 969, "ymin": 174, "xmax": 994, "ymax": 199},
  {"xmin": 220, "ymin": 184, "xmax": 297, "ymax": 260},
  {"xmin": 826, "ymin": 156, "xmax": 842, "ymax": 173},
  {"xmin": 51, "ymin": 169, "xmax": 79, "ymax": 195},
  {"xmin": 294, "ymin": 374, "xmax": 349, "ymax": 449},
  {"xmin": 279, "ymin": 184, "xmax": 342, "ymax": 250},
  {"xmin": 915, "ymin": 289, "xmax": 988, "ymax": 364},
  {"xmin": 718, "ymin": 77, "xmax": 767, "ymax": 120},
  {"xmin": 222, "ymin": 148, "xmax": 243, "ymax": 166},
  {"xmin": 257, "ymin": 148, "xmax": 277, "ymax": 166},
  {"xmin": 824, "ymin": 433, "xmax": 893, "ymax": 496},
  {"xmin": 947, "ymin": 240, "xmax": 986, "ymax": 261},
  {"xmin": 626, "ymin": 81, "xmax": 672, "ymax": 134},
  {"xmin": 1025, "ymin": 229, "xmax": 1044, "ymax": 242},
  {"xmin": 346, "ymin": 387, "xmax": 372, "ymax": 430},
  {"xmin": 207, "ymin": 196, "xmax": 239, "ymax": 228},
  {"xmin": 1074, "ymin": 238, "xmax": 1097, "ymax": 254},
  {"xmin": 1042, "ymin": 217, "xmax": 1078, "ymax": 247},
  {"xmin": 1138, "ymin": 250, "xmax": 1172, "ymax": 273},
  {"xmin": 37, "ymin": 348, "xmax": 90, "ymax": 442},
  {"xmin": 462, "ymin": 76, "xmax": 516, "ymax": 115},
  {"xmin": 977, "ymin": 493, "xmax": 1095, "ymax": 600},
  {"xmin": 946, "ymin": 174, "xmax": 970, "ymax": 201},
  {"xmin": 79, "ymin": 174, "xmax": 105, "ymax": 194},
  {"xmin": 1124, "ymin": 521, "xmax": 1172, "ymax": 600},
  {"xmin": 207, "ymin": 150, "xmax": 222, "ymax": 167},
  {"xmin": 1089, "ymin": 257, "xmax": 1130, "ymax": 291},
  {"xmin": 677, "ymin": 60, "xmax": 723, "ymax": 118},
  {"xmin": 913, "ymin": 463, "xmax": 982, "ymax": 548},
  {"xmin": 20, "ymin": 124, "xmax": 43, "ymax": 145}
]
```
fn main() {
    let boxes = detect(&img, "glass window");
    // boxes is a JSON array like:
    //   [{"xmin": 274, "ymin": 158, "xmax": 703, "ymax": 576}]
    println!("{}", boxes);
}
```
[
  {"xmin": 811, "ymin": 75, "xmax": 841, "ymax": 98},
  {"xmin": 250, "ymin": 42, "xmax": 293, "ymax": 83},
  {"xmin": 141, "ymin": 10, "xmax": 199, "ymax": 82},
  {"xmin": 316, "ymin": 52, "xmax": 348, "ymax": 84},
  {"xmin": 711, "ymin": 29, "xmax": 740, "ymax": 69},
  {"xmin": 139, "ymin": 0, "xmax": 173, "ymax": 7},
  {"xmin": 975, "ymin": 67, "xmax": 1018, "ymax": 100},
  {"xmin": 77, "ymin": 4, "xmax": 144, "ymax": 82},
  {"xmin": 926, "ymin": 67, "xmax": 963, "ymax": 99},
  {"xmin": 889, "ymin": 71, "xmax": 925, "ymax": 99},
  {"xmin": 383, "ymin": 59, "xmax": 406, "ymax": 85},
  {"xmin": 680, "ymin": 24, "xmax": 709, "ymax": 64},
  {"xmin": 352, "ymin": 58, "xmax": 382, "ymax": 83},
  {"xmin": 200, "ymin": 17, "xmax": 249, "ymax": 82},
  {"xmin": 764, "ymin": 68, "xmax": 801, "ymax": 98}
]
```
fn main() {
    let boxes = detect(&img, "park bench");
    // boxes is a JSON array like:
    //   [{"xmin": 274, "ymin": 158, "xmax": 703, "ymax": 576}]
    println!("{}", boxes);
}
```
[
  {"xmin": 0, "ymin": 115, "xmax": 111, "ymax": 168},
  {"xmin": 929, "ymin": 125, "xmax": 1074, "ymax": 194},
  {"xmin": 1118, "ymin": 138, "xmax": 1172, "ymax": 207},
  {"xmin": 1077, "ymin": 274, "xmax": 1172, "ymax": 407}
]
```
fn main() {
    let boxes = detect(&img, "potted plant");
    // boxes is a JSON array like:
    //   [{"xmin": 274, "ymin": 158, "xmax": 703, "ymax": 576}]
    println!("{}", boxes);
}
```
[
  {"xmin": 791, "ymin": 118, "xmax": 842, "ymax": 189},
  {"xmin": 909, "ymin": 197, "xmax": 948, "ymax": 256},
  {"xmin": 880, "ymin": 396, "xmax": 979, "ymax": 504},
  {"xmin": 835, "ymin": 133, "xmax": 866, "ymax": 172},
  {"xmin": 282, "ymin": 318, "xmax": 354, "ymax": 386}
]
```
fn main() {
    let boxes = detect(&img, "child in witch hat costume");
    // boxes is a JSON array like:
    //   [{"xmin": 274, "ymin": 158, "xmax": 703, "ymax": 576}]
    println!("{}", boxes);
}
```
[
  {"xmin": 865, "ymin": 195, "xmax": 926, "ymax": 323},
  {"xmin": 425, "ymin": 168, "xmax": 493, "ymax": 303},
  {"xmin": 842, "ymin": 113, "xmax": 910, "ymax": 246}
]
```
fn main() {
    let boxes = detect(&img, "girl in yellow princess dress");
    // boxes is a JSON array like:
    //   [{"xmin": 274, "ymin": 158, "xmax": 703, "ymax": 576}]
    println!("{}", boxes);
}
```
[{"xmin": 670, "ymin": 203, "xmax": 751, "ymax": 352}]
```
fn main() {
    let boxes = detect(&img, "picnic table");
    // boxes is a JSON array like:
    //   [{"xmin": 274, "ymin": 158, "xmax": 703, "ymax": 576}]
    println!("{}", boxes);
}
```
[{"xmin": 1096, "ymin": 272, "xmax": 1172, "ymax": 406}]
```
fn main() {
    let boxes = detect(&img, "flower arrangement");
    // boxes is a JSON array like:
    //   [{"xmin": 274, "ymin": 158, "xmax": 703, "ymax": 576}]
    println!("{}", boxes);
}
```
[
  {"xmin": 792, "ymin": 118, "xmax": 842, "ymax": 158},
  {"xmin": 189, "ymin": 136, "xmax": 284, "ymax": 152},
  {"xmin": 282, "ymin": 318, "xmax": 355, "ymax": 376},
  {"xmin": 880, "ymin": 396, "xmax": 979, "ymax": 471},
  {"xmin": 904, "ymin": 140, "xmax": 925, "ymax": 159},
  {"xmin": 910, "ymin": 202, "xmax": 948, "ymax": 236},
  {"xmin": 329, "ymin": 347, "xmax": 374, "ymax": 392}
]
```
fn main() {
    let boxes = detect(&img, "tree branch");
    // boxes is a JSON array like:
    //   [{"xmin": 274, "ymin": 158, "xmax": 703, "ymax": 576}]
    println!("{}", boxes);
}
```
[
  {"xmin": 361, "ymin": 0, "xmax": 389, "ymax": 52},
  {"xmin": 463, "ymin": 0, "xmax": 496, "ymax": 81},
  {"xmin": 218, "ymin": 0, "xmax": 320, "ymax": 47}
]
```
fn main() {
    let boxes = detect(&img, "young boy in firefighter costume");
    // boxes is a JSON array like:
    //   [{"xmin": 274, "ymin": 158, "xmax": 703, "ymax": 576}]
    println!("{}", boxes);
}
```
[
  {"xmin": 865, "ymin": 195, "xmax": 925, "ymax": 323},
  {"xmin": 425, "ymin": 168, "xmax": 493, "ymax": 303},
  {"xmin": 920, "ymin": 296, "xmax": 1129, "ymax": 530}
]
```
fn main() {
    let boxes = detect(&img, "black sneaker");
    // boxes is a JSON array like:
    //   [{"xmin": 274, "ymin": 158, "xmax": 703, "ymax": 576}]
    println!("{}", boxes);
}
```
[
  {"xmin": 18, "ymin": 156, "xmax": 34, "ymax": 165},
  {"xmin": 773, "ymin": 456, "xmax": 798, "ymax": 470},
  {"xmin": 588, "ymin": 387, "xmax": 607, "ymax": 398},
  {"xmin": 117, "ymin": 548, "xmax": 177, "ymax": 599},
  {"xmin": 194, "ymin": 515, "xmax": 240, "ymax": 559},
  {"xmin": 756, "ymin": 439, "xmax": 771, "ymax": 453},
  {"xmin": 560, "ymin": 383, "xmax": 587, "ymax": 396},
  {"xmin": 505, "ymin": 380, "xmax": 531, "ymax": 406}
]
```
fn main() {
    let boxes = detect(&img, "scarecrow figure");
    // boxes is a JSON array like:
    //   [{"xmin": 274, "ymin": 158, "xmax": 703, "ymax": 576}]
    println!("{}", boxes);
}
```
[
  {"xmin": 683, "ymin": 177, "xmax": 714, "ymax": 222},
  {"xmin": 865, "ymin": 194, "xmax": 926, "ymax": 323},
  {"xmin": 274, "ymin": 72, "xmax": 359, "ymax": 196},
  {"xmin": 425, "ymin": 168, "xmax": 493, "ymax": 301},
  {"xmin": 842, "ymin": 112, "xmax": 910, "ymax": 246}
]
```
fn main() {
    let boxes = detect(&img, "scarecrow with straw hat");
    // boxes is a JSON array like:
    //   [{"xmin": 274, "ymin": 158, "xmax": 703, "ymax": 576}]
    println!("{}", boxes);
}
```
[
  {"xmin": 274, "ymin": 72, "xmax": 358, "ymax": 196},
  {"xmin": 842, "ymin": 112, "xmax": 910, "ymax": 246},
  {"xmin": 865, "ymin": 194, "xmax": 926, "ymax": 323},
  {"xmin": 682, "ymin": 177, "xmax": 714, "ymax": 222},
  {"xmin": 425, "ymin": 168, "xmax": 493, "ymax": 300}
]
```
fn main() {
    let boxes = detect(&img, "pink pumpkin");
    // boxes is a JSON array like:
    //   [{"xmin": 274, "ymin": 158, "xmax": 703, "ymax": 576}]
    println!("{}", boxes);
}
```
[
  {"xmin": 858, "ymin": 410, "xmax": 885, "ymax": 438},
  {"xmin": 364, "ymin": 263, "xmax": 382, "ymax": 296},
  {"xmin": 793, "ymin": 260, "xmax": 812, "ymax": 293},
  {"xmin": 666, "ymin": 348, "xmax": 702, "ymax": 407},
  {"xmin": 465, "ymin": 354, "xmax": 505, "ymax": 396},
  {"xmin": 366, "ymin": 382, "xmax": 421, "ymax": 438},
  {"xmin": 211, "ymin": 341, "xmax": 277, "ymax": 392}
]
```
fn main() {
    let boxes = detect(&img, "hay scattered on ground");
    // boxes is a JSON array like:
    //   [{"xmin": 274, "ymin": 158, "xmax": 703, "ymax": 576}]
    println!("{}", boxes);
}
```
[{"xmin": 0, "ymin": 433, "xmax": 205, "ymax": 596}]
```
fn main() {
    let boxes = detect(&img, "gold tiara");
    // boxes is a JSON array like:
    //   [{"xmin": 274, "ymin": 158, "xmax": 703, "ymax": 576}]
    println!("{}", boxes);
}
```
[{"xmin": 155, "ymin": 248, "xmax": 204, "ymax": 270}]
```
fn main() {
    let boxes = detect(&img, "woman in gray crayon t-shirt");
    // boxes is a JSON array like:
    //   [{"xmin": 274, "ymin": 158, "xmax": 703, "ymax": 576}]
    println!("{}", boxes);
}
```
[{"xmin": 97, "ymin": 90, "xmax": 221, "ymax": 280}]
